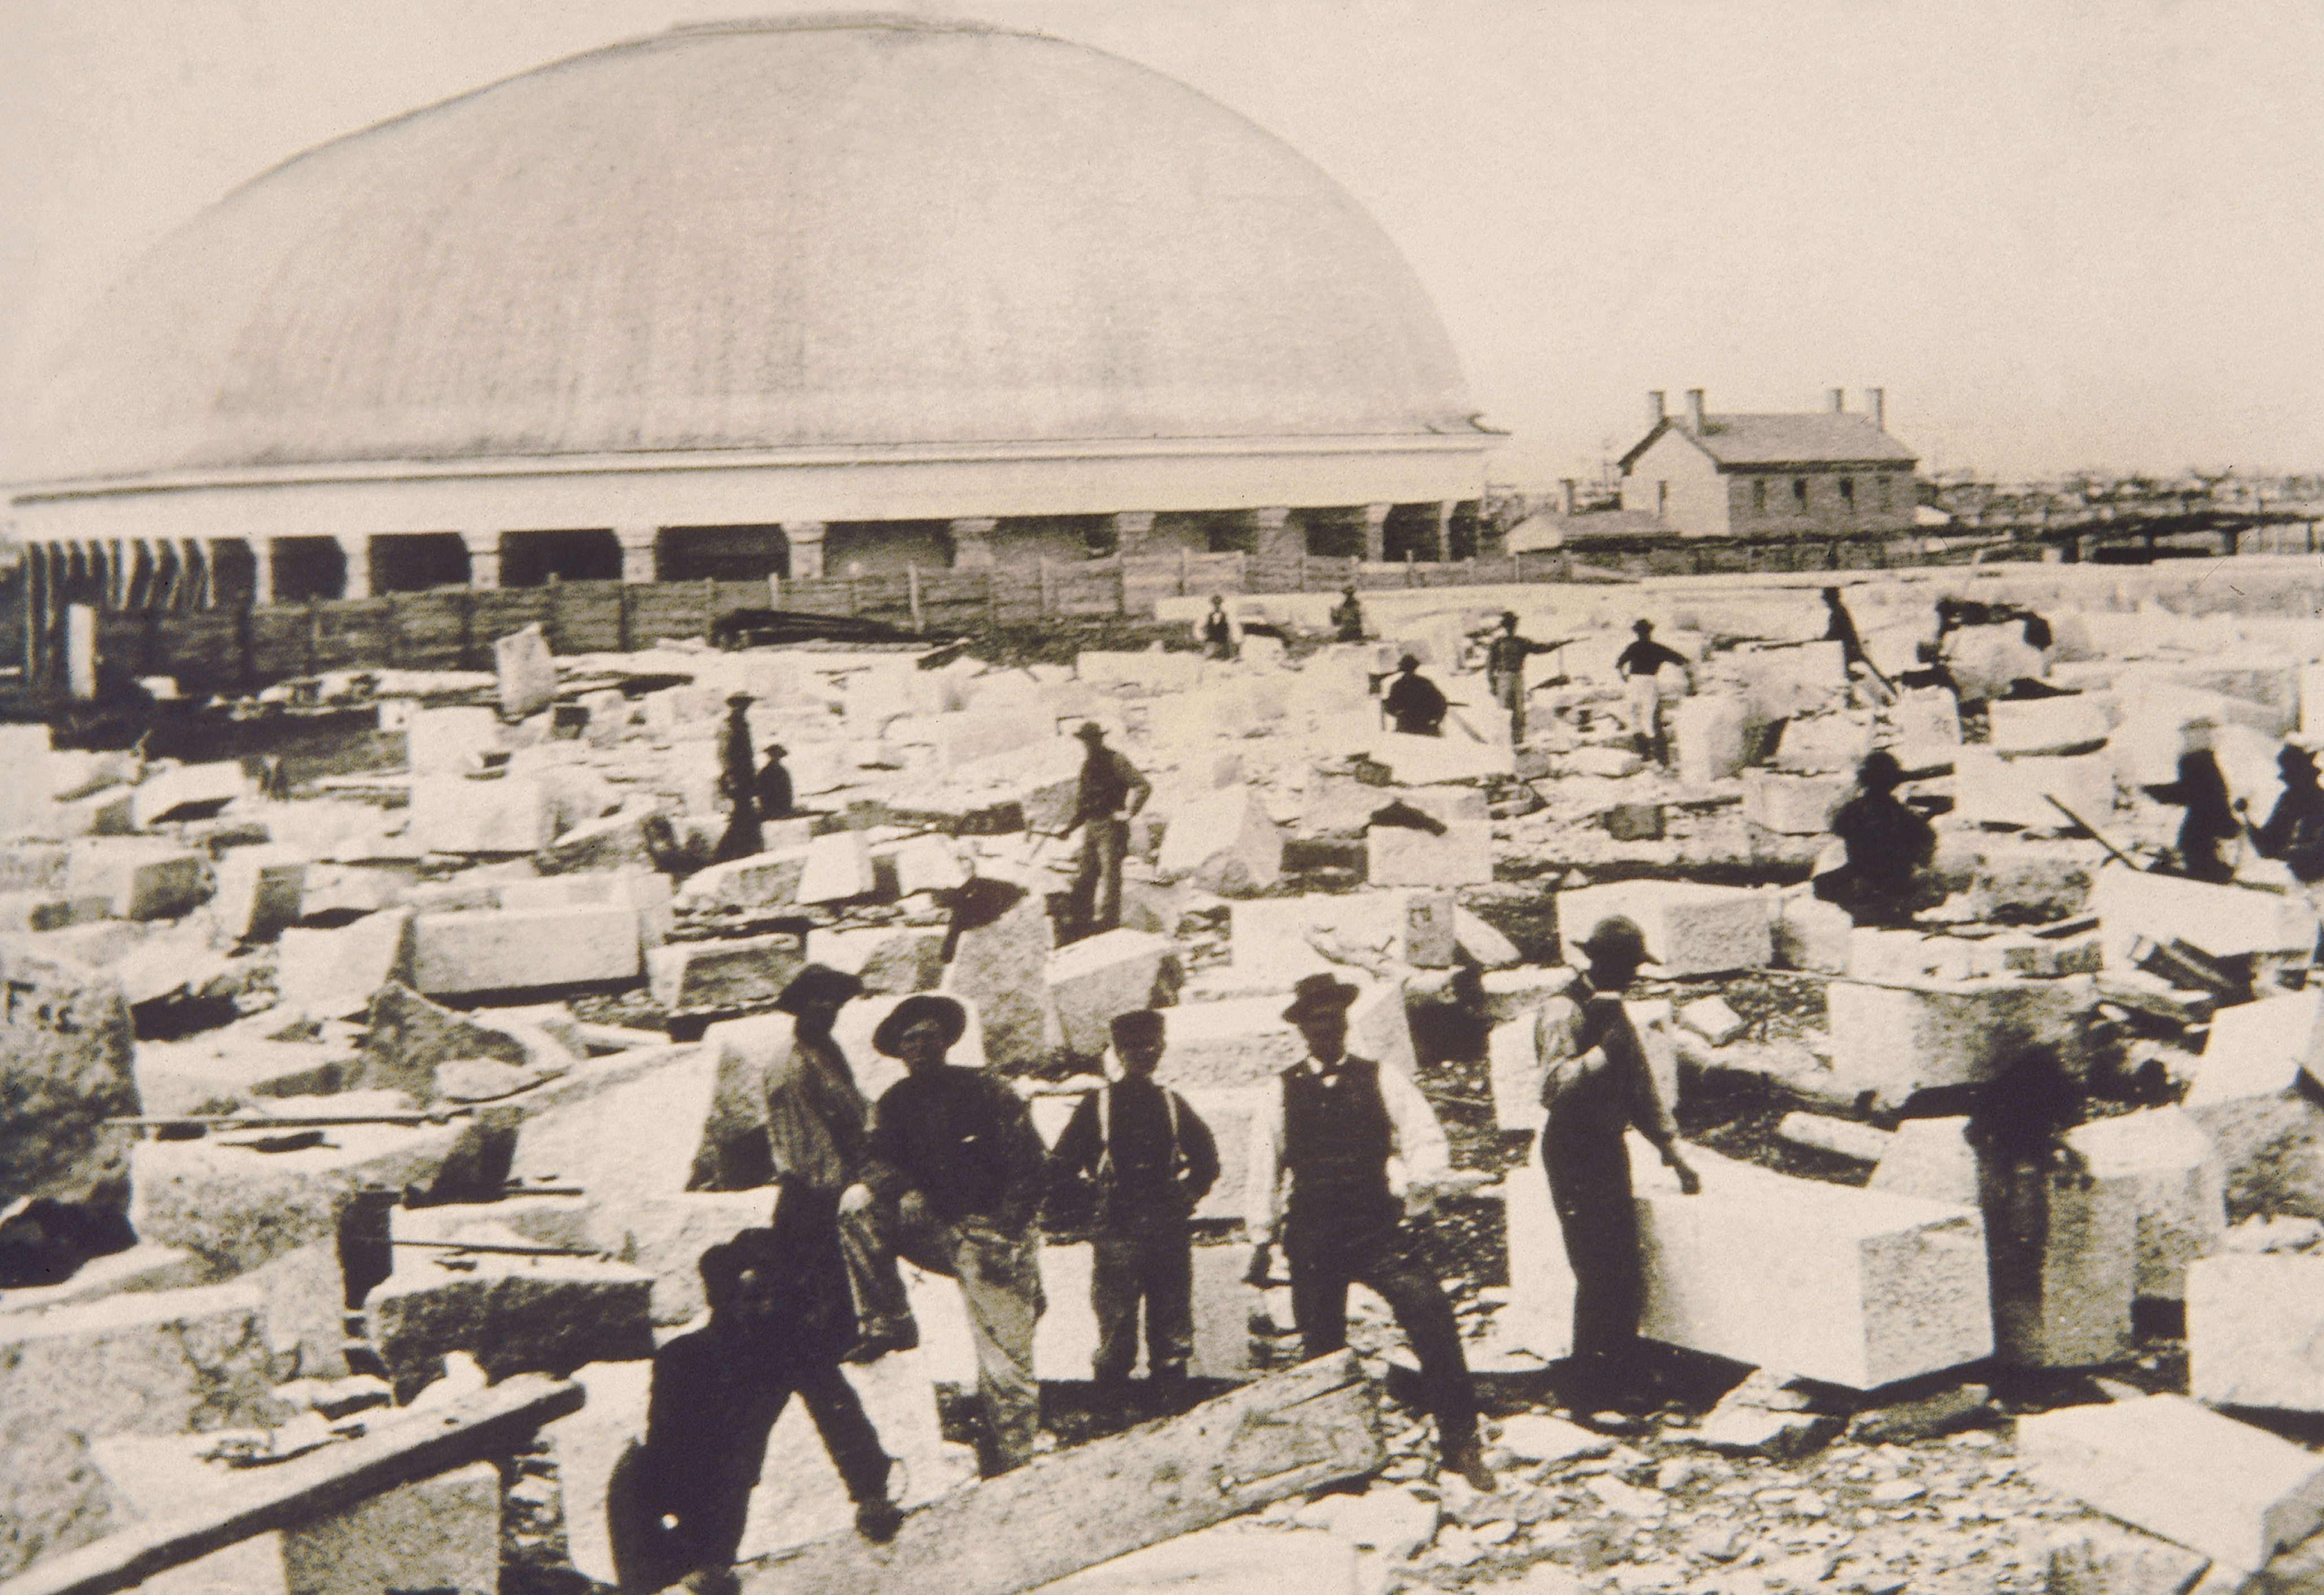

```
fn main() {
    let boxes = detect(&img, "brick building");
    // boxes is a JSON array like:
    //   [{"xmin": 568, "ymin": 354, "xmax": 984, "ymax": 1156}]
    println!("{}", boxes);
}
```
[{"xmin": 1619, "ymin": 389, "xmax": 1919, "ymax": 540}]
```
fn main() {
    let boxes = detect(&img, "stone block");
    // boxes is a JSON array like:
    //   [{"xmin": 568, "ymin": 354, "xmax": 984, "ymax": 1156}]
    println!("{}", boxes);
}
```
[
  {"xmin": 1555, "ymin": 880, "xmax": 1771, "ymax": 977},
  {"xmin": 620, "ymin": 1191, "xmax": 775, "ymax": 1325},
  {"xmin": 1156, "ymin": 786, "xmax": 1282, "ymax": 895},
  {"xmin": 1679, "ymin": 996, "xmax": 1745, "ymax": 1046},
  {"xmin": 646, "ymin": 929, "xmax": 808, "ymax": 1014},
  {"xmin": 1868, "ymin": 1115, "xmax": 1977, "ymax": 1203},
  {"xmin": 1770, "ymin": 712, "xmax": 1876, "ymax": 776},
  {"xmin": 209, "ymin": 845, "xmax": 306, "ymax": 942},
  {"xmin": 797, "ymin": 829, "xmax": 877, "ymax": 904},
  {"xmin": 1077, "ymin": 650, "xmax": 1205, "ymax": 696},
  {"xmin": 1742, "ymin": 768, "xmax": 1849, "ymax": 834},
  {"xmin": 2188, "ymin": 1253, "xmax": 2324, "ymax": 1414},
  {"xmin": 130, "ymin": 761, "xmax": 248, "ymax": 829},
  {"xmin": 933, "ymin": 709, "xmax": 1053, "ymax": 770},
  {"xmin": 65, "ymin": 839, "xmax": 209, "ymax": 920},
  {"xmin": 508, "ymin": 1047, "xmax": 721, "ymax": 1248},
  {"xmin": 2066, "ymin": 1107, "xmax": 2227, "ymax": 1300},
  {"xmin": 1157, "ymin": 981, "xmax": 1413, "ymax": 1089},
  {"xmin": 1827, "ymin": 974, "xmax": 2093, "ymax": 1110},
  {"xmin": 1487, "ymin": 1018, "xmax": 1540, "ymax": 1132},
  {"xmin": 1945, "ymin": 624, "xmax": 2045, "ymax": 701},
  {"xmin": 1775, "ymin": 1112, "xmax": 1894, "ymax": 1163},
  {"xmin": 1942, "ymin": 836, "xmax": 2102, "ymax": 922},
  {"xmin": 0, "ymin": 1243, "xmax": 203, "ymax": 1316},
  {"xmin": 2045, "ymin": 1521, "xmax": 2213, "ymax": 1595},
  {"xmin": 1672, "ymin": 693, "xmax": 1749, "ymax": 788},
  {"xmin": 676, "ymin": 845, "xmax": 812, "ymax": 914},
  {"xmin": 2092, "ymin": 864, "xmax": 2320, "ymax": 969},
  {"xmin": 943, "ymin": 886, "xmax": 1062, "ymax": 1064},
  {"xmin": 1368, "ymin": 731, "xmax": 1516, "ymax": 785},
  {"xmin": 367, "ymin": 1248, "xmax": 655, "ymax": 1403},
  {"xmin": 496, "ymin": 622, "xmax": 558, "ymax": 719},
  {"xmin": 1033, "ymin": 1521, "xmax": 1355, "ymax": 1595},
  {"xmin": 2189, "ymin": 1092, "xmax": 2324, "ymax": 1227},
  {"xmin": 274, "ymin": 908, "xmax": 416, "ymax": 1014},
  {"xmin": 1771, "ymin": 892, "xmax": 1852, "ymax": 974},
  {"xmin": 408, "ymin": 775, "xmax": 556, "ymax": 855},
  {"xmin": 1452, "ymin": 906, "xmax": 1518, "ymax": 969},
  {"xmin": 1231, "ymin": 893, "xmax": 1456, "ymax": 980},
  {"xmin": 0, "ymin": 944, "xmax": 136, "ymax": 1212},
  {"xmin": 805, "ymin": 924, "xmax": 943, "ymax": 993},
  {"xmin": 1045, "ymin": 929, "xmax": 1185, "ymax": 1057},
  {"xmin": 1889, "ymin": 684, "xmax": 1962, "ymax": 749},
  {"xmin": 0, "ymin": 724, "xmax": 55, "ymax": 838},
  {"xmin": 1991, "ymin": 1159, "xmax": 2140, "ymax": 1368},
  {"xmin": 1365, "ymin": 820, "xmax": 1492, "ymax": 887},
  {"xmin": 406, "ymin": 705, "xmax": 502, "ymax": 776},
  {"xmin": 2188, "ymin": 991, "xmax": 2324, "ymax": 1108},
  {"xmin": 1989, "ymin": 692, "xmax": 2112, "ymax": 754},
  {"xmin": 2017, "ymin": 1394, "xmax": 2324, "ymax": 1578},
  {"xmin": 0, "ymin": 1282, "xmax": 279, "ymax": 1579},
  {"xmin": 534, "ymin": 807, "xmax": 659, "ymax": 875},
  {"xmin": 410, "ymin": 903, "xmax": 641, "ymax": 995},
  {"xmin": 1951, "ymin": 746, "xmax": 2115, "ymax": 830},
  {"xmin": 1738, "ymin": 642, "xmax": 1848, "ymax": 722},
  {"xmin": 889, "ymin": 833, "xmax": 968, "ymax": 895}
]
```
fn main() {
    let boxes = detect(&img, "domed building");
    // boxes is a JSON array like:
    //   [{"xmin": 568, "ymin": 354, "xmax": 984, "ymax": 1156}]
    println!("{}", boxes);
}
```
[{"xmin": 7, "ymin": 13, "xmax": 1493, "ymax": 609}]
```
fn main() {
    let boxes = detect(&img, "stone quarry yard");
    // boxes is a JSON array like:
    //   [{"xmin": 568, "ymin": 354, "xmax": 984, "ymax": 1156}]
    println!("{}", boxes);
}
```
[{"xmin": 9, "ymin": 564, "xmax": 2324, "ymax": 1595}]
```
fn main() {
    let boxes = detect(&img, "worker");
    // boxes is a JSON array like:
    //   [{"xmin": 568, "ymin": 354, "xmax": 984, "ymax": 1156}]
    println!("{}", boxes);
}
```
[
  {"xmin": 1964, "ymin": 1045, "xmax": 2088, "ymax": 1365},
  {"xmin": 1046, "ymin": 1009, "xmax": 1220, "ymax": 1404},
  {"xmin": 712, "ymin": 693, "xmax": 761, "ymax": 863},
  {"xmin": 619, "ymin": 1213, "xmax": 903, "ymax": 1594},
  {"xmin": 1382, "ymin": 654, "xmax": 1449, "ymax": 737},
  {"xmin": 1061, "ymin": 722, "xmax": 1151, "ymax": 940},
  {"xmin": 2243, "ymin": 743, "xmax": 2324, "ymax": 884},
  {"xmin": 1201, "ymin": 595, "xmax": 1236, "ymax": 661},
  {"xmin": 1484, "ymin": 611, "xmax": 1558, "ymax": 743},
  {"xmin": 1612, "ymin": 621, "xmax": 1696, "ymax": 768},
  {"xmin": 1820, "ymin": 586, "xmax": 1894, "ymax": 702},
  {"xmin": 755, "ymin": 742, "xmax": 794, "ymax": 821},
  {"xmin": 1815, "ymin": 751, "xmax": 1939, "ymax": 927},
  {"xmin": 1534, "ymin": 918, "xmax": 1701, "ymax": 1424},
  {"xmin": 845, "ymin": 995, "xmax": 1049, "ymax": 1474},
  {"xmin": 2144, "ymin": 747, "xmax": 2239, "ymax": 883},
  {"xmin": 1332, "ymin": 586, "xmax": 1368, "ymax": 643},
  {"xmin": 765, "ymin": 965, "xmax": 917, "ymax": 1364},
  {"xmin": 1244, "ymin": 974, "xmax": 1494, "ymax": 1491}
]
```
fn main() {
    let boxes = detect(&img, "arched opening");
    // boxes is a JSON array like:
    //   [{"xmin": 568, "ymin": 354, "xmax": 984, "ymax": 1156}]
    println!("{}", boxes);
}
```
[
  {"xmin": 1382, "ymin": 503, "xmax": 1445, "ymax": 563},
  {"xmin": 825, "ymin": 521, "xmax": 952, "ymax": 578},
  {"xmin": 271, "ymin": 537, "xmax": 347, "ymax": 601},
  {"xmin": 993, "ymin": 515, "xmax": 1112, "ymax": 564},
  {"xmin": 208, "ymin": 540, "xmax": 259, "ymax": 607},
  {"xmin": 500, "ymin": 529, "xmax": 622, "ymax": 587},
  {"xmin": 658, "ymin": 525, "xmax": 787, "ymax": 583},
  {"xmin": 370, "ymin": 533, "xmax": 473, "ymax": 593},
  {"xmin": 1299, "ymin": 507, "xmax": 1370, "ymax": 560}
]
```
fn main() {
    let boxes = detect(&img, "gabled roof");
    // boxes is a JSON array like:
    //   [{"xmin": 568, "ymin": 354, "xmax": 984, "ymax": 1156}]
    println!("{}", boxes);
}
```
[{"xmin": 1619, "ymin": 413, "xmax": 1918, "ymax": 474}]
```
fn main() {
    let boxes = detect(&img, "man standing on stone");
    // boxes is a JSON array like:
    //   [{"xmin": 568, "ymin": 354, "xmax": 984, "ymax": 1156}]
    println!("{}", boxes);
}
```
[
  {"xmin": 1061, "ymin": 722, "xmax": 1150, "ymax": 940},
  {"xmin": 1820, "ymin": 586, "xmax": 1893, "ymax": 702},
  {"xmin": 1201, "ymin": 595, "xmax": 1235, "ymax": 660},
  {"xmin": 1047, "ymin": 1008, "xmax": 1219, "ymax": 1406},
  {"xmin": 1535, "ymin": 917, "xmax": 1700, "ymax": 1425},
  {"xmin": 1484, "ymin": 611, "xmax": 1558, "ymax": 744},
  {"xmin": 1814, "ymin": 750, "xmax": 1938, "ymax": 926},
  {"xmin": 1333, "ymin": 586, "xmax": 1368, "ymax": 643},
  {"xmin": 1382, "ymin": 653, "xmax": 1448, "ymax": 737},
  {"xmin": 755, "ymin": 741, "xmax": 795, "ymax": 822},
  {"xmin": 766, "ymin": 965, "xmax": 917, "ymax": 1363},
  {"xmin": 1243, "ymin": 974, "xmax": 1493, "ymax": 1490},
  {"xmin": 1613, "ymin": 621, "xmax": 1695, "ymax": 768},
  {"xmin": 713, "ymin": 692, "xmax": 762, "ymax": 862},
  {"xmin": 2244, "ymin": 743, "xmax": 2324, "ymax": 907},
  {"xmin": 844, "ymin": 995, "xmax": 1049, "ymax": 1473}
]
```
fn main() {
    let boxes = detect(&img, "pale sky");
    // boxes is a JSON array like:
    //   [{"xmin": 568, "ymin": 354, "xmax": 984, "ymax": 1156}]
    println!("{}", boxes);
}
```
[{"xmin": 3, "ymin": 0, "xmax": 2319, "ymax": 489}]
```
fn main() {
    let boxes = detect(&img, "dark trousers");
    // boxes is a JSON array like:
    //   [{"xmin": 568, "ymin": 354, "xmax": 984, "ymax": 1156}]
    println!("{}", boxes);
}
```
[
  {"xmin": 1490, "ymin": 669, "xmax": 1525, "ymax": 742},
  {"xmin": 713, "ymin": 796, "xmax": 762, "ymax": 864},
  {"xmin": 1544, "ymin": 1126, "xmax": 1644, "ymax": 1399},
  {"xmin": 1091, "ymin": 1209, "xmax": 1193, "ymax": 1382},
  {"xmin": 1068, "ymin": 818, "xmax": 1129, "ymax": 935},
  {"xmin": 1285, "ymin": 1216, "xmax": 1476, "ymax": 1451}
]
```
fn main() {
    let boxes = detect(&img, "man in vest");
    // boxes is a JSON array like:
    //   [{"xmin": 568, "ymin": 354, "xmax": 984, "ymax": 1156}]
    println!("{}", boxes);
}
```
[
  {"xmin": 1484, "ymin": 611, "xmax": 1560, "ymax": 743},
  {"xmin": 1535, "ymin": 917, "xmax": 1701, "ymax": 1425},
  {"xmin": 1244, "ymin": 974, "xmax": 1493, "ymax": 1490},
  {"xmin": 1046, "ymin": 1008, "xmax": 1220, "ymax": 1403},
  {"xmin": 1061, "ymin": 722, "xmax": 1151, "ymax": 939},
  {"xmin": 1201, "ymin": 595, "xmax": 1236, "ymax": 660},
  {"xmin": 1613, "ymin": 621, "xmax": 1696, "ymax": 769}
]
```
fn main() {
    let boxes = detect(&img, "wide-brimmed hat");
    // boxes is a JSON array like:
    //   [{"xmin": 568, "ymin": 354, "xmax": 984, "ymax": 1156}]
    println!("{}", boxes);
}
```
[
  {"xmin": 1858, "ymin": 750, "xmax": 1905, "ymax": 790},
  {"xmin": 1110, "ymin": 1008, "xmax": 1165, "ymax": 1049},
  {"xmin": 725, "ymin": 692, "xmax": 755, "ymax": 707},
  {"xmin": 1572, "ymin": 916, "xmax": 1659, "ymax": 970},
  {"xmin": 1073, "ymin": 721, "xmax": 1108, "ymax": 743},
  {"xmin": 1281, "ymin": 974, "xmax": 1361, "ymax": 1025},
  {"xmin": 872, "ymin": 994, "xmax": 967, "ymax": 1057},
  {"xmin": 762, "ymin": 742, "xmax": 788, "ymax": 758},
  {"xmin": 773, "ymin": 964, "xmax": 865, "ymax": 1016},
  {"xmin": 1396, "ymin": 653, "xmax": 1421, "ymax": 672},
  {"xmin": 1500, "ymin": 611, "xmax": 1519, "ymax": 627}
]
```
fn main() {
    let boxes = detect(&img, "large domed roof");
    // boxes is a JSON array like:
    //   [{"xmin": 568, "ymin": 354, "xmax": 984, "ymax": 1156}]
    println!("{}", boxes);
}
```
[{"xmin": 28, "ymin": 14, "xmax": 1478, "ymax": 484}]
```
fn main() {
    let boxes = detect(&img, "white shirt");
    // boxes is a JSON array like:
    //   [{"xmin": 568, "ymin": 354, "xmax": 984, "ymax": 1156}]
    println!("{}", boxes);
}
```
[{"xmin": 1243, "ymin": 1054, "xmax": 1450, "ymax": 1248}]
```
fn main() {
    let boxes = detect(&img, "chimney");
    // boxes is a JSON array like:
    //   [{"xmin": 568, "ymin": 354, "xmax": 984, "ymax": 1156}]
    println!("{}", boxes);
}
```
[
  {"xmin": 1647, "ymin": 391, "xmax": 1666, "ymax": 427},
  {"xmin": 1684, "ymin": 388, "xmax": 1705, "ymax": 432},
  {"xmin": 1559, "ymin": 478, "xmax": 1577, "ymax": 515},
  {"xmin": 1866, "ymin": 387, "xmax": 1887, "ymax": 431},
  {"xmin": 1827, "ymin": 388, "xmax": 1845, "ymax": 413}
]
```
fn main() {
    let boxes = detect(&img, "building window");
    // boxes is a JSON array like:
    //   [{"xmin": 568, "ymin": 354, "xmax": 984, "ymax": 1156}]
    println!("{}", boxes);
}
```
[
  {"xmin": 1753, "ymin": 480, "xmax": 1767, "ymax": 515},
  {"xmin": 1878, "ymin": 475, "xmax": 1893, "ymax": 511},
  {"xmin": 1656, "ymin": 480, "xmax": 1668, "ymax": 514},
  {"xmin": 1792, "ymin": 478, "xmax": 1809, "ymax": 509},
  {"xmin": 1840, "ymin": 476, "xmax": 1856, "ymax": 513}
]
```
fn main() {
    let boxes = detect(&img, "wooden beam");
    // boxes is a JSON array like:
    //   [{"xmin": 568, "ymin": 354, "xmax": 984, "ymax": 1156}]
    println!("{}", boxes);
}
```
[
  {"xmin": 740, "ymin": 1351, "xmax": 1383, "ymax": 1595},
  {"xmin": 1, "ymin": 1375, "xmax": 584, "ymax": 1595}
]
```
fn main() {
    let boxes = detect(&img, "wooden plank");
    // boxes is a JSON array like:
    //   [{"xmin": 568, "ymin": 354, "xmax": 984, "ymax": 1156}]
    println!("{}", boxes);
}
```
[
  {"xmin": 0, "ymin": 1374, "xmax": 584, "ymax": 1595},
  {"xmin": 742, "ymin": 1351, "xmax": 1382, "ymax": 1595}
]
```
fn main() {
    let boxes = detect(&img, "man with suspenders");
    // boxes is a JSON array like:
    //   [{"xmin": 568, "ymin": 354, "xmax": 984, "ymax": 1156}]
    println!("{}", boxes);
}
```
[{"xmin": 1047, "ymin": 1009, "xmax": 1220, "ymax": 1400}]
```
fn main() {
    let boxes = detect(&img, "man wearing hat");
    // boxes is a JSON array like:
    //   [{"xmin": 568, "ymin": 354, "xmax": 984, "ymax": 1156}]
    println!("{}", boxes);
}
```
[
  {"xmin": 1244, "ymin": 974, "xmax": 1493, "ymax": 1490},
  {"xmin": 1536, "ymin": 917, "xmax": 1701, "ymax": 1423},
  {"xmin": 713, "ymin": 692, "xmax": 762, "ymax": 862},
  {"xmin": 1382, "ymin": 655, "xmax": 1448, "ymax": 737},
  {"xmin": 1047, "ymin": 1009, "xmax": 1220, "ymax": 1402},
  {"xmin": 1612, "ymin": 621, "xmax": 1696, "ymax": 769},
  {"xmin": 766, "ymin": 965, "xmax": 916, "ymax": 1363},
  {"xmin": 1815, "ymin": 750, "xmax": 1937, "ymax": 927},
  {"xmin": 2244, "ymin": 741, "xmax": 2324, "ymax": 927},
  {"xmin": 844, "ymin": 995, "xmax": 1049, "ymax": 1472},
  {"xmin": 755, "ymin": 742, "xmax": 795, "ymax": 822},
  {"xmin": 1201, "ymin": 595, "xmax": 1236, "ymax": 661},
  {"xmin": 1332, "ymin": 586, "xmax": 1368, "ymax": 644},
  {"xmin": 1061, "ymin": 722, "xmax": 1151, "ymax": 940},
  {"xmin": 1484, "ymin": 611, "xmax": 1560, "ymax": 744}
]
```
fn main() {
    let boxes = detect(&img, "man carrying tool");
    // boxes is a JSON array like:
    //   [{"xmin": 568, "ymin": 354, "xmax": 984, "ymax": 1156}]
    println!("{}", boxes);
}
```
[
  {"xmin": 1061, "ymin": 722, "xmax": 1150, "ymax": 939},
  {"xmin": 1046, "ymin": 1008, "xmax": 1220, "ymax": 1406},
  {"xmin": 1535, "ymin": 917, "xmax": 1701, "ymax": 1426},
  {"xmin": 1244, "ymin": 974, "xmax": 1494, "ymax": 1490},
  {"xmin": 1483, "ymin": 611, "xmax": 1560, "ymax": 744},
  {"xmin": 1821, "ymin": 586, "xmax": 1894, "ymax": 704}
]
